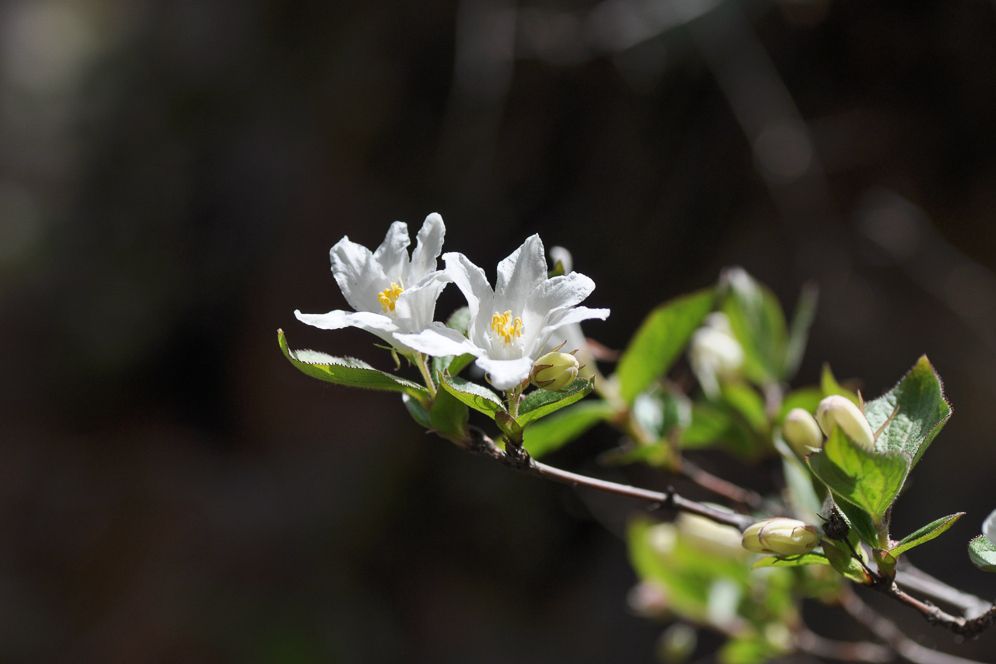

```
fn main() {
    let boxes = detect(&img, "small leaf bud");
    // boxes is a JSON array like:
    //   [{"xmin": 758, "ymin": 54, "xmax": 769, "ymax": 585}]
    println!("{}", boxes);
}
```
[
  {"xmin": 742, "ymin": 517, "xmax": 821, "ymax": 555},
  {"xmin": 530, "ymin": 351, "xmax": 580, "ymax": 391},
  {"xmin": 816, "ymin": 395, "xmax": 875, "ymax": 450},
  {"xmin": 782, "ymin": 408, "xmax": 823, "ymax": 455}
]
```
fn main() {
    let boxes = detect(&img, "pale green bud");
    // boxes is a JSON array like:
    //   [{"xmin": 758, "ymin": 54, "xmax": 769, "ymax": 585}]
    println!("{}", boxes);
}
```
[
  {"xmin": 782, "ymin": 408, "xmax": 823, "ymax": 455},
  {"xmin": 816, "ymin": 395, "xmax": 875, "ymax": 450},
  {"xmin": 741, "ymin": 517, "xmax": 820, "ymax": 555},
  {"xmin": 530, "ymin": 351, "xmax": 580, "ymax": 391}
]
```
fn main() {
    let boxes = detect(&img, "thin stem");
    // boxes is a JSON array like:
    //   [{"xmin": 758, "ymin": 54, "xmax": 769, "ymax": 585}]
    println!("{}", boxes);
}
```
[
  {"xmin": 878, "ymin": 583, "xmax": 996, "ymax": 638},
  {"xmin": 794, "ymin": 628, "xmax": 892, "ymax": 663},
  {"xmin": 680, "ymin": 458, "xmax": 763, "ymax": 509},
  {"xmin": 467, "ymin": 427, "xmax": 754, "ymax": 531},
  {"xmin": 840, "ymin": 588, "xmax": 990, "ymax": 664},
  {"xmin": 414, "ymin": 354, "xmax": 437, "ymax": 398},
  {"xmin": 895, "ymin": 561, "xmax": 993, "ymax": 618}
]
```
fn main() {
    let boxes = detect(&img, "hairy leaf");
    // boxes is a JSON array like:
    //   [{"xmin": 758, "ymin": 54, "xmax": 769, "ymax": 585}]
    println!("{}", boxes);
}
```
[
  {"xmin": 439, "ymin": 376, "xmax": 504, "ymax": 419},
  {"xmin": 889, "ymin": 512, "xmax": 965, "ymax": 557},
  {"xmin": 968, "ymin": 535, "xmax": 996, "ymax": 572},
  {"xmin": 517, "ymin": 379, "xmax": 593, "ymax": 426}
]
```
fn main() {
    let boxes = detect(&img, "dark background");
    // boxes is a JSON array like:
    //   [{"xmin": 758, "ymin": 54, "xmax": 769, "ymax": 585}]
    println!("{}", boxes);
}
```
[{"xmin": 2, "ymin": 0, "xmax": 996, "ymax": 661}]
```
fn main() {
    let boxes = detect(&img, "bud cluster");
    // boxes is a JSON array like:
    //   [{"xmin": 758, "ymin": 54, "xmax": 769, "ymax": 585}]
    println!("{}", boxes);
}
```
[{"xmin": 781, "ymin": 395, "xmax": 876, "ymax": 455}]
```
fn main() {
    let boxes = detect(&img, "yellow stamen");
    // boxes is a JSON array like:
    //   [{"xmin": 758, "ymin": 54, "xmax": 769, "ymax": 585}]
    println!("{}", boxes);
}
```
[
  {"xmin": 490, "ymin": 310, "xmax": 524, "ymax": 344},
  {"xmin": 377, "ymin": 282, "xmax": 404, "ymax": 312}
]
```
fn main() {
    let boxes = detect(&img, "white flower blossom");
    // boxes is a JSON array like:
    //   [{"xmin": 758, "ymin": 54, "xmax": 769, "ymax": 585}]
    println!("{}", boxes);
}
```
[
  {"xmin": 397, "ymin": 234, "xmax": 609, "ymax": 390},
  {"xmin": 294, "ymin": 214, "xmax": 452, "ymax": 353}
]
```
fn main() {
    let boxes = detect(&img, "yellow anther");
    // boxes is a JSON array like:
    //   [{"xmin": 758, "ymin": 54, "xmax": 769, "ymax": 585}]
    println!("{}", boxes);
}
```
[
  {"xmin": 490, "ymin": 310, "xmax": 524, "ymax": 344},
  {"xmin": 377, "ymin": 282, "xmax": 404, "ymax": 312}
]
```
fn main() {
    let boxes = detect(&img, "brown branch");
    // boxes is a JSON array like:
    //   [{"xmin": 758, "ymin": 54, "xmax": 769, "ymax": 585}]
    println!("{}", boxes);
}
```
[
  {"xmin": 895, "ymin": 561, "xmax": 993, "ymax": 619},
  {"xmin": 878, "ymin": 583, "xmax": 996, "ymax": 639},
  {"xmin": 840, "ymin": 588, "xmax": 990, "ymax": 664},
  {"xmin": 466, "ymin": 428, "xmax": 754, "ymax": 531},
  {"xmin": 679, "ymin": 458, "xmax": 763, "ymax": 509},
  {"xmin": 794, "ymin": 628, "xmax": 892, "ymax": 663}
]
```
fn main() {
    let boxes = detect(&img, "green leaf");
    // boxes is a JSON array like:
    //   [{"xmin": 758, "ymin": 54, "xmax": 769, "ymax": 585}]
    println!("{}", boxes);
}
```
[
  {"xmin": 777, "ymin": 388, "xmax": 823, "ymax": 422},
  {"xmin": 680, "ymin": 402, "xmax": 762, "ymax": 458},
  {"xmin": 783, "ymin": 283, "xmax": 818, "ymax": 379},
  {"xmin": 834, "ymin": 499, "xmax": 880, "ymax": 548},
  {"xmin": 720, "ymin": 383, "xmax": 768, "ymax": 432},
  {"xmin": 821, "ymin": 364, "xmax": 860, "ymax": 406},
  {"xmin": 439, "ymin": 376, "xmax": 504, "ymax": 419},
  {"xmin": 632, "ymin": 387, "xmax": 690, "ymax": 441},
  {"xmin": 863, "ymin": 356, "xmax": 952, "ymax": 468},
  {"xmin": 752, "ymin": 552, "xmax": 829, "ymax": 569},
  {"xmin": 523, "ymin": 400, "xmax": 613, "ymax": 457},
  {"xmin": 445, "ymin": 306, "xmax": 471, "ymax": 335},
  {"xmin": 719, "ymin": 633, "xmax": 781, "ymax": 664},
  {"xmin": 278, "ymin": 329, "xmax": 428, "ymax": 399},
  {"xmin": 617, "ymin": 290, "xmax": 715, "ymax": 403},
  {"xmin": 428, "ymin": 387, "xmax": 470, "ymax": 442},
  {"xmin": 432, "ymin": 352, "xmax": 475, "ymax": 378},
  {"xmin": 402, "ymin": 393, "xmax": 431, "ymax": 428},
  {"xmin": 517, "ymin": 379, "xmax": 593, "ymax": 426},
  {"xmin": 495, "ymin": 411, "xmax": 523, "ymax": 443},
  {"xmin": 721, "ymin": 268, "xmax": 788, "ymax": 383},
  {"xmin": 776, "ymin": 439, "xmax": 822, "ymax": 523},
  {"xmin": 968, "ymin": 535, "xmax": 996, "ymax": 572},
  {"xmin": 889, "ymin": 512, "xmax": 965, "ymax": 557},
  {"xmin": 808, "ymin": 427, "xmax": 909, "ymax": 523},
  {"xmin": 822, "ymin": 540, "xmax": 872, "ymax": 584}
]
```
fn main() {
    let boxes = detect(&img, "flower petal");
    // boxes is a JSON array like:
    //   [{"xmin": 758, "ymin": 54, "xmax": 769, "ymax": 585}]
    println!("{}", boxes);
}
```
[
  {"xmin": 294, "ymin": 308, "xmax": 400, "ymax": 347},
  {"xmin": 373, "ymin": 221, "xmax": 411, "ymax": 280},
  {"xmin": 475, "ymin": 355, "xmax": 534, "ymax": 391},
  {"xmin": 395, "ymin": 323, "xmax": 481, "ymax": 358},
  {"xmin": 393, "ymin": 271, "xmax": 451, "ymax": 332},
  {"xmin": 494, "ymin": 234, "xmax": 546, "ymax": 312},
  {"xmin": 443, "ymin": 251, "xmax": 494, "ymax": 330},
  {"xmin": 527, "ymin": 271, "xmax": 595, "ymax": 314},
  {"xmin": 538, "ymin": 306, "xmax": 610, "ymax": 347},
  {"xmin": 330, "ymin": 237, "xmax": 387, "ymax": 312},
  {"xmin": 408, "ymin": 213, "xmax": 445, "ymax": 281}
]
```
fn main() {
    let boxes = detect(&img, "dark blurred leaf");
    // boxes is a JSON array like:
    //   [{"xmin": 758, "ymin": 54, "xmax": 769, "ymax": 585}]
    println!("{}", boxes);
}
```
[
  {"xmin": 720, "ymin": 383, "xmax": 767, "ymax": 432},
  {"xmin": 783, "ymin": 284, "xmax": 818, "ymax": 379},
  {"xmin": 523, "ymin": 400, "xmax": 613, "ymax": 457},
  {"xmin": 721, "ymin": 269, "xmax": 787, "ymax": 384}
]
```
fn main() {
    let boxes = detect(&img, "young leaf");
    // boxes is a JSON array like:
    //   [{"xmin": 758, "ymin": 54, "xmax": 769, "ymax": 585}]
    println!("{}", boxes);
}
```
[
  {"xmin": 617, "ymin": 290, "xmax": 715, "ymax": 403},
  {"xmin": 821, "ymin": 364, "xmax": 860, "ymax": 406},
  {"xmin": 863, "ymin": 356, "xmax": 952, "ymax": 468},
  {"xmin": 429, "ymin": 387, "xmax": 470, "ymax": 442},
  {"xmin": 517, "ymin": 379, "xmax": 593, "ymax": 426},
  {"xmin": 523, "ymin": 400, "xmax": 613, "ymax": 458},
  {"xmin": 439, "ymin": 376, "xmax": 504, "ymax": 419},
  {"xmin": 721, "ymin": 268, "xmax": 788, "ymax": 384},
  {"xmin": 278, "ymin": 329, "xmax": 429, "ymax": 400},
  {"xmin": 889, "ymin": 512, "xmax": 965, "ymax": 557},
  {"xmin": 402, "ymin": 393, "xmax": 432, "ymax": 429},
  {"xmin": 752, "ymin": 552, "xmax": 829, "ymax": 569},
  {"xmin": 808, "ymin": 427, "xmax": 909, "ymax": 524},
  {"xmin": 968, "ymin": 535, "xmax": 996, "ymax": 572},
  {"xmin": 822, "ymin": 540, "xmax": 872, "ymax": 584}
]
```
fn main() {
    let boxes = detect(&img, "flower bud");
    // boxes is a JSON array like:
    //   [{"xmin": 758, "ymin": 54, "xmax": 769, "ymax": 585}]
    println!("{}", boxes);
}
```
[
  {"xmin": 530, "ymin": 351, "xmax": 580, "ymax": 391},
  {"xmin": 782, "ymin": 408, "xmax": 823, "ymax": 455},
  {"xmin": 816, "ymin": 395, "xmax": 875, "ymax": 450},
  {"xmin": 741, "ymin": 517, "xmax": 820, "ymax": 555},
  {"xmin": 689, "ymin": 317, "xmax": 743, "ymax": 396}
]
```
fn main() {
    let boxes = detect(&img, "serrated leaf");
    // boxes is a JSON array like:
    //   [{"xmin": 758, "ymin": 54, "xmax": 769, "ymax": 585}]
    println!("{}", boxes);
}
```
[
  {"xmin": 821, "ymin": 364, "xmax": 860, "ymax": 406},
  {"xmin": 517, "ymin": 379, "xmax": 593, "ymax": 426},
  {"xmin": 968, "ymin": 535, "xmax": 996, "ymax": 572},
  {"xmin": 808, "ymin": 427, "xmax": 909, "ymax": 523},
  {"xmin": 617, "ymin": 290, "xmax": 715, "ymax": 403},
  {"xmin": 429, "ymin": 386, "xmax": 469, "ymax": 442},
  {"xmin": 278, "ymin": 329, "xmax": 429, "ymax": 399},
  {"xmin": 752, "ymin": 552, "xmax": 829, "ymax": 569},
  {"xmin": 523, "ymin": 400, "xmax": 613, "ymax": 458},
  {"xmin": 889, "ymin": 512, "xmax": 965, "ymax": 557},
  {"xmin": 439, "ymin": 376, "xmax": 504, "ymax": 419},
  {"xmin": 721, "ymin": 268, "xmax": 788, "ymax": 384},
  {"xmin": 863, "ymin": 356, "xmax": 952, "ymax": 468}
]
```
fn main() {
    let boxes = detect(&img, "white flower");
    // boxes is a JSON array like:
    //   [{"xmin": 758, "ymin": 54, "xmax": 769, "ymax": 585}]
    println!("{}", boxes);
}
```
[
  {"xmin": 294, "ymin": 214, "xmax": 452, "ymax": 353},
  {"xmin": 396, "ymin": 234, "xmax": 610, "ymax": 390}
]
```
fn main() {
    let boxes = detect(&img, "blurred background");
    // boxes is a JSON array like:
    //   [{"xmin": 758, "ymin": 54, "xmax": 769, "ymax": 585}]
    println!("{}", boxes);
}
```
[{"xmin": 2, "ymin": 0, "xmax": 996, "ymax": 661}]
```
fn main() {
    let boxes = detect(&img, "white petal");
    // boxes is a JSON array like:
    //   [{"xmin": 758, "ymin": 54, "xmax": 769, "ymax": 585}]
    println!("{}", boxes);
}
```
[
  {"xmin": 294, "ymin": 308, "xmax": 400, "ymax": 347},
  {"xmin": 538, "ymin": 306, "xmax": 610, "ymax": 347},
  {"xmin": 527, "ymin": 271, "xmax": 596, "ymax": 315},
  {"xmin": 475, "ymin": 355, "xmax": 534, "ymax": 391},
  {"xmin": 443, "ymin": 251, "xmax": 494, "ymax": 327},
  {"xmin": 408, "ymin": 213, "xmax": 445, "ymax": 281},
  {"xmin": 393, "ymin": 271, "xmax": 451, "ymax": 331},
  {"xmin": 395, "ymin": 323, "xmax": 481, "ymax": 358},
  {"xmin": 373, "ymin": 221, "xmax": 410, "ymax": 280},
  {"xmin": 984, "ymin": 508, "xmax": 996, "ymax": 543},
  {"xmin": 494, "ymin": 234, "xmax": 546, "ymax": 312},
  {"xmin": 330, "ymin": 237, "xmax": 386, "ymax": 312}
]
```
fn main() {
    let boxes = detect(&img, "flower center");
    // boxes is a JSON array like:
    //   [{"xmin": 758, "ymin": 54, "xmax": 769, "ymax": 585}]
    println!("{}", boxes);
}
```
[
  {"xmin": 377, "ymin": 282, "xmax": 404, "ymax": 312},
  {"xmin": 490, "ymin": 310, "xmax": 524, "ymax": 345}
]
